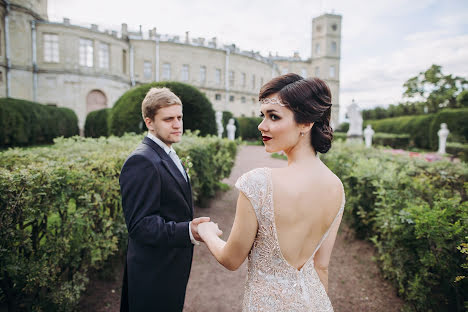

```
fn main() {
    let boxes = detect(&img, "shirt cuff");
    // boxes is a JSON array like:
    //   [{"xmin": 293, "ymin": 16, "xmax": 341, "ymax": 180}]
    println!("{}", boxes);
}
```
[{"xmin": 188, "ymin": 221, "xmax": 200, "ymax": 245}]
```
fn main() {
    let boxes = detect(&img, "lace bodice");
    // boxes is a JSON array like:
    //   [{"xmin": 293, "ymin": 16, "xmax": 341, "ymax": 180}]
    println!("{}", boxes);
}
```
[{"xmin": 235, "ymin": 168, "xmax": 345, "ymax": 312}]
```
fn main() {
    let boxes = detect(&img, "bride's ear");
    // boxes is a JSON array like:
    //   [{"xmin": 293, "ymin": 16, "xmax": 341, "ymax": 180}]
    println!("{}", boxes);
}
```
[{"xmin": 300, "ymin": 122, "xmax": 313, "ymax": 134}]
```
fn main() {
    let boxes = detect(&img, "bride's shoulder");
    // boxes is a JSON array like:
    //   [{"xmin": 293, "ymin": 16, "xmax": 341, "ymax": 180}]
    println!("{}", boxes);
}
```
[{"xmin": 236, "ymin": 167, "xmax": 269, "ymax": 186}]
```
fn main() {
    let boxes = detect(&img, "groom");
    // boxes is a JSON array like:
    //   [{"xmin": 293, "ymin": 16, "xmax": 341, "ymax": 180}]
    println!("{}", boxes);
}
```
[{"xmin": 119, "ymin": 87, "xmax": 210, "ymax": 312}]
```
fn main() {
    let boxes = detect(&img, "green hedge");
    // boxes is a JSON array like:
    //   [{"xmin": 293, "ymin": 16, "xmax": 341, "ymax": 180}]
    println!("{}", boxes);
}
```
[
  {"xmin": 366, "ymin": 108, "xmax": 468, "ymax": 150},
  {"xmin": 109, "ymin": 82, "xmax": 216, "ymax": 136},
  {"xmin": 84, "ymin": 108, "xmax": 110, "ymax": 138},
  {"xmin": 446, "ymin": 142, "xmax": 468, "ymax": 162},
  {"xmin": 372, "ymin": 133, "xmax": 411, "ymax": 149},
  {"xmin": 238, "ymin": 117, "xmax": 262, "ymax": 141},
  {"xmin": 322, "ymin": 143, "xmax": 468, "ymax": 311},
  {"xmin": 0, "ymin": 98, "xmax": 79, "ymax": 147},
  {"xmin": 429, "ymin": 109, "xmax": 468, "ymax": 149},
  {"xmin": 0, "ymin": 132, "xmax": 237, "ymax": 311}
]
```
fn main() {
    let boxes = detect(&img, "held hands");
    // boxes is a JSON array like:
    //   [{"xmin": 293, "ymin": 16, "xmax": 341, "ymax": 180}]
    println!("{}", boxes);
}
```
[
  {"xmin": 190, "ymin": 217, "xmax": 211, "ymax": 242},
  {"xmin": 197, "ymin": 222, "xmax": 223, "ymax": 241}
]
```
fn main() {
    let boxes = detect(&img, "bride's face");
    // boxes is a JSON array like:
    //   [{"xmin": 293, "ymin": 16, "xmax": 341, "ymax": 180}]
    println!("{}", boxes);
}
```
[{"xmin": 258, "ymin": 95, "xmax": 302, "ymax": 153}]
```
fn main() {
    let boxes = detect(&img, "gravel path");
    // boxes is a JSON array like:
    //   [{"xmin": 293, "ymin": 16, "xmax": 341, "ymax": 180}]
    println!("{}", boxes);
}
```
[{"xmin": 79, "ymin": 145, "xmax": 404, "ymax": 311}]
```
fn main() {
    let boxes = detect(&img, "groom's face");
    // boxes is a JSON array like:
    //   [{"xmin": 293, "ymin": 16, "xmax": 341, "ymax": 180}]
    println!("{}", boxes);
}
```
[{"xmin": 145, "ymin": 104, "xmax": 183, "ymax": 148}]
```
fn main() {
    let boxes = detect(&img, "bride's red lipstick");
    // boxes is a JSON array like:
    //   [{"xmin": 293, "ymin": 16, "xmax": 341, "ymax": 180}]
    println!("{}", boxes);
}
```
[{"xmin": 262, "ymin": 136, "xmax": 272, "ymax": 142}]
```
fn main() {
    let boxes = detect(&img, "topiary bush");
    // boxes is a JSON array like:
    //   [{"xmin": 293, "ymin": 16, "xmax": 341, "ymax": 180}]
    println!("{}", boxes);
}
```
[
  {"xmin": 237, "ymin": 117, "xmax": 262, "ymax": 141},
  {"xmin": 0, "ymin": 98, "xmax": 79, "ymax": 148},
  {"xmin": 109, "ymin": 82, "xmax": 216, "ymax": 136},
  {"xmin": 84, "ymin": 108, "xmax": 110, "ymax": 138}
]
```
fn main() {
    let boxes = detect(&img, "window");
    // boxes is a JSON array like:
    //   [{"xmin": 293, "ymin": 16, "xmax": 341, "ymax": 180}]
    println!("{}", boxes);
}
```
[
  {"xmin": 331, "ymin": 41, "xmax": 337, "ymax": 54},
  {"xmin": 241, "ymin": 73, "xmax": 246, "ymax": 87},
  {"xmin": 44, "ymin": 33, "xmax": 59, "ymax": 63},
  {"xmin": 144, "ymin": 61, "xmax": 152, "ymax": 79},
  {"xmin": 98, "ymin": 43, "xmax": 109, "ymax": 69},
  {"xmin": 215, "ymin": 68, "xmax": 222, "ymax": 85},
  {"xmin": 200, "ymin": 66, "xmax": 206, "ymax": 84},
  {"xmin": 229, "ymin": 70, "xmax": 235, "ymax": 87},
  {"xmin": 315, "ymin": 66, "xmax": 320, "ymax": 77},
  {"xmin": 241, "ymin": 96, "xmax": 246, "ymax": 103},
  {"xmin": 162, "ymin": 63, "xmax": 171, "ymax": 80},
  {"xmin": 315, "ymin": 43, "xmax": 320, "ymax": 55},
  {"xmin": 329, "ymin": 65, "xmax": 336, "ymax": 78},
  {"xmin": 0, "ymin": 71, "xmax": 3, "ymax": 83},
  {"xmin": 332, "ymin": 24, "xmax": 337, "ymax": 31},
  {"xmin": 252, "ymin": 75, "xmax": 256, "ymax": 90},
  {"xmin": 215, "ymin": 93, "xmax": 221, "ymax": 101},
  {"xmin": 122, "ymin": 49, "xmax": 127, "ymax": 74},
  {"xmin": 301, "ymin": 68, "xmax": 307, "ymax": 78},
  {"xmin": 229, "ymin": 95, "xmax": 235, "ymax": 102},
  {"xmin": 79, "ymin": 38, "xmax": 93, "ymax": 67},
  {"xmin": 181, "ymin": 64, "xmax": 189, "ymax": 81}
]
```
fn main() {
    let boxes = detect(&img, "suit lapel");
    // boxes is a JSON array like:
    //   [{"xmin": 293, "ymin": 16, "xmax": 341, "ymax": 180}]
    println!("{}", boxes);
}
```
[{"xmin": 142, "ymin": 137, "xmax": 192, "ymax": 212}]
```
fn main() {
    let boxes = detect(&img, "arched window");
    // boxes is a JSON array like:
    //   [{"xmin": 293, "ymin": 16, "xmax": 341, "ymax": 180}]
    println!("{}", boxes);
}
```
[
  {"xmin": 331, "ymin": 41, "xmax": 337, "ymax": 54},
  {"xmin": 86, "ymin": 89, "xmax": 107, "ymax": 114}
]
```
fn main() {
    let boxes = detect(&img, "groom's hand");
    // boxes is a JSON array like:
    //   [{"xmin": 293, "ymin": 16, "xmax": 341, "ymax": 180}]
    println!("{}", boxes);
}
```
[{"xmin": 191, "ymin": 217, "xmax": 211, "ymax": 242}]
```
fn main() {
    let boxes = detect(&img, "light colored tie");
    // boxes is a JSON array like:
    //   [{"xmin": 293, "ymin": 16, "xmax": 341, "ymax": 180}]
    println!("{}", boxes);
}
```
[{"xmin": 169, "ymin": 150, "xmax": 187, "ymax": 182}]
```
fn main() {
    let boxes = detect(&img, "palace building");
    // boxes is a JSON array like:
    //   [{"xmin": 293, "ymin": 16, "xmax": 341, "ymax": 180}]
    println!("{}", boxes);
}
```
[{"xmin": 0, "ymin": 0, "xmax": 342, "ymax": 132}]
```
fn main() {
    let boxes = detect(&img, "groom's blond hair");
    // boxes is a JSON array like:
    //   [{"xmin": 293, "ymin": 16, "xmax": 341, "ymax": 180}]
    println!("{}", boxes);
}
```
[{"xmin": 142, "ymin": 87, "xmax": 182, "ymax": 120}]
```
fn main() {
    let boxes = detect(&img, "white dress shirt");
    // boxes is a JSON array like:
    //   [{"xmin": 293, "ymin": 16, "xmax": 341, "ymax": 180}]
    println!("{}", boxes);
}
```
[{"xmin": 147, "ymin": 132, "xmax": 199, "ymax": 245}]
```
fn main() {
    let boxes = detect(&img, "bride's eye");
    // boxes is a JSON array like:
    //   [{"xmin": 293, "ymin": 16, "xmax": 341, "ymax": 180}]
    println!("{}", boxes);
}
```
[{"xmin": 271, "ymin": 114, "xmax": 280, "ymax": 121}]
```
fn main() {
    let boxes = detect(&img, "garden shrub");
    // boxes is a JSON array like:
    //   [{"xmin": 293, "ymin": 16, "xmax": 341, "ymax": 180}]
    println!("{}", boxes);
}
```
[
  {"xmin": 0, "ymin": 98, "xmax": 79, "ymax": 147},
  {"xmin": 322, "ymin": 143, "xmax": 468, "ymax": 311},
  {"xmin": 84, "ymin": 108, "xmax": 110, "ymax": 138},
  {"xmin": 0, "ymin": 132, "xmax": 236, "ymax": 310},
  {"xmin": 109, "ymin": 82, "xmax": 216, "ymax": 136},
  {"xmin": 237, "ymin": 117, "xmax": 262, "ymax": 141},
  {"xmin": 372, "ymin": 133, "xmax": 410, "ymax": 149}
]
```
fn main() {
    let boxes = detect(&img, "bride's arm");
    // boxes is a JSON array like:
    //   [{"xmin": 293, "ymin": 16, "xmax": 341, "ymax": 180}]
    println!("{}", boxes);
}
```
[
  {"xmin": 313, "ymin": 212, "xmax": 343, "ymax": 293},
  {"xmin": 198, "ymin": 191, "xmax": 258, "ymax": 271}
]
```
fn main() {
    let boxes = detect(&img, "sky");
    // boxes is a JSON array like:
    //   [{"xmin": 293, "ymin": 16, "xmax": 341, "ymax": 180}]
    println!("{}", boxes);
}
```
[{"xmin": 48, "ymin": 0, "xmax": 468, "ymax": 122}]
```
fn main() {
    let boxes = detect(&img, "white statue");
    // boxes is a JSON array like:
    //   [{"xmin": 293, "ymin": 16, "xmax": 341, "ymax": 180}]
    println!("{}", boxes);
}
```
[
  {"xmin": 226, "ymin": 118, "xmax": 236, "ymax": 140},
  {"xmin": 215, "ymin": 111, "xmax": 224, "ymax": 138},
  {"xmin": 363, "ymin": 125, "xmax": 375, "ymax": 148},
  {"xmin": 346, "ymin": 99, "xmax": 363, "ymax": 138},
  {"xmin": 437, "ymin": 123, "xmax": 449, "ymax": 154}
]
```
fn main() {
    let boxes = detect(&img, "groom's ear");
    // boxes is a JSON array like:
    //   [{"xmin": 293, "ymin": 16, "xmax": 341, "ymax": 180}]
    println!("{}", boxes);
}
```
[{"xmin": 144, "ymin": 117, "xmax": 155, "ymax": 131}]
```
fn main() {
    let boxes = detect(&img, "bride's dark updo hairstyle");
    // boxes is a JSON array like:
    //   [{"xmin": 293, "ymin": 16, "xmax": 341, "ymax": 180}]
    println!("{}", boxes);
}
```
[{"xmin": 259, "ymin": 73, "xmax": 333, "ymax": 154}]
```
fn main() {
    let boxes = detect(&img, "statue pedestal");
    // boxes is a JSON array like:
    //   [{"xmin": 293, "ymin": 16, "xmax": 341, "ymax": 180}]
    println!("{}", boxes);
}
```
[{"xmin": 346, "ymin": 134, "xmax": 363, "ymax": 144}]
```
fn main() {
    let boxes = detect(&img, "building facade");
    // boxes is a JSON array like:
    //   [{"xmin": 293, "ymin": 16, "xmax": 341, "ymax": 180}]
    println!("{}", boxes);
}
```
[{"xmin": 0, "ymin": 0, "xmax": 342, "ymax": 131}]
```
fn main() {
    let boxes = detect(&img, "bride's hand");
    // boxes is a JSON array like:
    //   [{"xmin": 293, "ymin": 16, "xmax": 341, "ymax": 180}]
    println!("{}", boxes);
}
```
[{"xmin": 198, "ymin": 222, "xmax": 223, "ymax": 240}]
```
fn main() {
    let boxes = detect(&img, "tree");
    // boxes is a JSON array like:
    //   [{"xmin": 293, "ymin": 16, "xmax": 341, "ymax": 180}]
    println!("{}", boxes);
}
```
[{"xmin": 403, "ymin": 64, "xmax": 468, "ymax": 113}]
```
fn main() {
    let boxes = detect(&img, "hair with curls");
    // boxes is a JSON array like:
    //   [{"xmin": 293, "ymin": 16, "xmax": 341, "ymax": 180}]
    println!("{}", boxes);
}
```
[{"xmin": 259, "ymin": 73, "xmax": 333, "ymax": 154}]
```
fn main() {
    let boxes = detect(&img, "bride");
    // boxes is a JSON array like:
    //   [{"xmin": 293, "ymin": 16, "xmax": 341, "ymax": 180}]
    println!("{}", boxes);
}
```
[{"xmin": 198, "ymin": 73, "xmax": 345, "ymax": 311}]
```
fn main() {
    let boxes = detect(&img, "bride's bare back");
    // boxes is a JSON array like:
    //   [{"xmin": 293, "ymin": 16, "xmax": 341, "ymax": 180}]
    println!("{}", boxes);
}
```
[{"xmin": 272, "ymin": 162, "xmax": 344, "ymax": 270}]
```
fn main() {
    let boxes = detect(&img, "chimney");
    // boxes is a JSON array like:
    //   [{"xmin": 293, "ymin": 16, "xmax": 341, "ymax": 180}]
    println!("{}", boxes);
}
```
[
  {"xmin": 63, "ymin": 18, "xmax": 70, "ymax": 25},
  {"xmin": 293, "ymin": 51, "xmax": 300, "ymax": 59},
  {"xmin": 121, "ymin": 23, "xmax": 128, "ymax": 38},
  {"xmin": 91, "ymin": 24, "xmax": 98, "ymax": 31},
  {"xmin": 139, "ymin": 25, "xmax": 142, "ymax": 35},
  {"xmin": 212, "ymin": 37, "xmax": 217, "ymax": 48},
  {"xmin": 185, "ymin": 31, "xmax": 190, "ymax": 43},
  {"xmin": 198, "ymin": 37, "xmax": 205, "ymax": 45}
]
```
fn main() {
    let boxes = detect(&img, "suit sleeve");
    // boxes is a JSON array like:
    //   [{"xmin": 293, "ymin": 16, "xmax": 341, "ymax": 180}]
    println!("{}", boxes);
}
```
[{"xmin": 120, "ymin": 154, "xmax": 192, "ymax": 248}]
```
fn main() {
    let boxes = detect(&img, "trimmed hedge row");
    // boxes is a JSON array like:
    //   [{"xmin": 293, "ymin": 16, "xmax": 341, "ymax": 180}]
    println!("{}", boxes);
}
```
[
  {"xmin": 237, "ymin": 117, "xmax": 262, "ymax": 141},
  {"xmin": 110, "ymin": 81, "xmax": 217, "ymax": 137},
  {"xmin": 446, "ymin": 142, "xmax": 468, "ymax": 162},
  {"xmin": 0, "ymin": 98, "xmax": 79, "ymax": 147},
  {"xmin": 322, "ymin": 143, "xmax": 468, "ymax": 311},
  {"xmin": 366, "ymin": 108, "xmax": 468, "ymax": 150},
  {"xmin": 333, "ymin": 132, "xmax": 410, "ymax": 149},
  {"xmin": 84, "ymin": 108, "xmax": 110, "ymax": 138},
  {"xmin": 0, "ymin": 132, "xmax": 237, "ymax": 311}
]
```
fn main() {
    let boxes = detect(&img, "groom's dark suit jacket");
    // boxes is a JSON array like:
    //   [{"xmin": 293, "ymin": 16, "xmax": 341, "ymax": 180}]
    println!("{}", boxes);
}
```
[{"xmin": 119, "ymin": 136, "xmax": 194, "ymax": 312}]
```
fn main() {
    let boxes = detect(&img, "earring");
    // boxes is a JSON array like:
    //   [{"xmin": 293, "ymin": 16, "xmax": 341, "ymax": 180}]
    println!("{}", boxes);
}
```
[{"xmin": 300, "ymin": 132, "xmax": 304, "ymax": 137}]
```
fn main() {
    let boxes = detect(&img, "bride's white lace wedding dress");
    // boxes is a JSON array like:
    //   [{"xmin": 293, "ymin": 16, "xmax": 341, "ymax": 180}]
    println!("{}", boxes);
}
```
[{"xmin": 235, "ymin": 168, "xmax": 345, "ymax": 312}]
